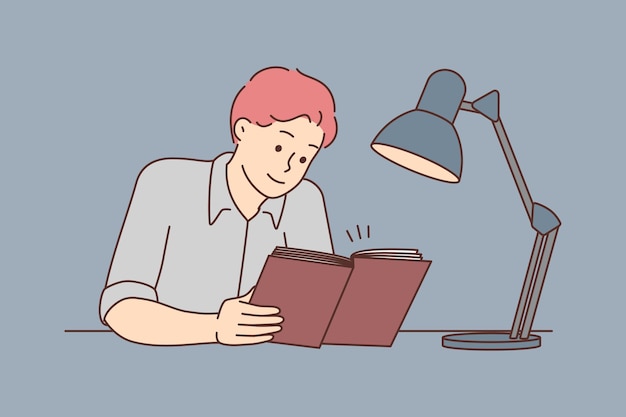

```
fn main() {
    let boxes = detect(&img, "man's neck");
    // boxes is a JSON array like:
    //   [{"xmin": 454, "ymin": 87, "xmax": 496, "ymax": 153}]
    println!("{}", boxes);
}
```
[{"xmin": 226, "ymin": 156, "xmax": 267, "ymax": 221}]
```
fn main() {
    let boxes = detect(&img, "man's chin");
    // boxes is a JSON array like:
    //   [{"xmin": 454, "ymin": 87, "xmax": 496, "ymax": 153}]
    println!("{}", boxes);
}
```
[
  {"xmin": 259, "ymin": 178, "xmax": 301, "ymax": 198},
  {"xmin": 262, "ymin": 185, "xmax": 291, "ymax": 198}
]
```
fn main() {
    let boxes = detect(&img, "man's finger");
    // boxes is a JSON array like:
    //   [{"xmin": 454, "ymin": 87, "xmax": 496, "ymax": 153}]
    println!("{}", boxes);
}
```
[
  {"xmin": 236, "ymin": 324, "xmax": 282, "ymax": 336},
  {"xmin": 238, "ymin": 302, "xmax": 280, "ymax": 316},
  {"xmin": 239, "ymin": 314, "xmax": 284, "ymax": 326}
]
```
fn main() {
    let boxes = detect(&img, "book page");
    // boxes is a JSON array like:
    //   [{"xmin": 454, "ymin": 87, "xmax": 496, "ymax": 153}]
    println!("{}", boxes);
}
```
[{"xmin": 352, "ymin": 248, "xmax": 423, "ymax": 260}]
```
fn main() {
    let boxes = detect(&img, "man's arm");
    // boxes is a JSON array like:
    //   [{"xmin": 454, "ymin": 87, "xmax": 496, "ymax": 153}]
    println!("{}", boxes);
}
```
[
  {"xmin": 100, "ymin": 161, "xmax": 172, "ymax": 324},
  {"xmin": 106, "ymin": 299, "xmax": 217, "ymax": 345},
  {"xmin": 105, "ymin": 288, "xmax": 282, "ymax": 346}
]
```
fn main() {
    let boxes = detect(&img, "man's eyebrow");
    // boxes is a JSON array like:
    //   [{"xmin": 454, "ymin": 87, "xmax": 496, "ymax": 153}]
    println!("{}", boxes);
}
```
[{"xmin": 278, "ymin": 129, "xmax": 319, "ymax": 148}]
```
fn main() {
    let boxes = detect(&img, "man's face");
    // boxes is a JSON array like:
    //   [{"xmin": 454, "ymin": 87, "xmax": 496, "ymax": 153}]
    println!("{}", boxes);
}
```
[{"xmin": 233, "ymin": 116, "xmax": 324, "ymax": 198}]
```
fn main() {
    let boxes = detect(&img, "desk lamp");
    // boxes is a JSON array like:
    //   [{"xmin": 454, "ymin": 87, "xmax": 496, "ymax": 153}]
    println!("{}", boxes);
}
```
[{"xmin": 371, "ymin": 69, "xmax": 560, "ymax": 350}]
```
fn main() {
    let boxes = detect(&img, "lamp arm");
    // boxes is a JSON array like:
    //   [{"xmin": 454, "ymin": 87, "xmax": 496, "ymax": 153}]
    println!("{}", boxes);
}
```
[{"xmin": 460, "ymin": 101, "xmax": 533, "ymax": 221}]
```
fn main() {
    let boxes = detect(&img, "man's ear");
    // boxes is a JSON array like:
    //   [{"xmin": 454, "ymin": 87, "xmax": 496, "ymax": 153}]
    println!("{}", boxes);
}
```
[{"xmin": 234, "ymin": 118, "xmax": 252, "ymax": 142}]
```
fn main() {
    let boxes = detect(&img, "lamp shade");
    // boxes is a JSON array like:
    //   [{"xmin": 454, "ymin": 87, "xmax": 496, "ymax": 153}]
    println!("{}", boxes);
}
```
[{"xmin": 371, "ymin": 69, "xmax": 466, "ymax": 183}]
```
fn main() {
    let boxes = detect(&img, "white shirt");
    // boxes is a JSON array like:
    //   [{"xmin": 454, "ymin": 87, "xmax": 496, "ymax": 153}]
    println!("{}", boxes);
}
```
[{"xmin": 99, "ymin": 152, "xmax": 333, "ymax": 323}]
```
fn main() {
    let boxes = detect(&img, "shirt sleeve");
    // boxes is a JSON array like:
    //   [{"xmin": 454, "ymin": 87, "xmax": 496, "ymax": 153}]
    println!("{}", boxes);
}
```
[
  {"xmin": 99, "ymin": 161, "xmax": 171, "ymax": 324},
  {"xmin": 282, "ymin": 179, "xmax": 334, "ymax": 254}
]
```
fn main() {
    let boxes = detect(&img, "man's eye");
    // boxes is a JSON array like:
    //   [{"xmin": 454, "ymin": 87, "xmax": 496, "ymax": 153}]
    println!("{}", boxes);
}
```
[
  {"xmin": 299, "ymin": 156, "xmax": 307, "ymax": 164},
  {"xmin": 275, "ymin": 145, "xmax": 282, "ymax": 152}
]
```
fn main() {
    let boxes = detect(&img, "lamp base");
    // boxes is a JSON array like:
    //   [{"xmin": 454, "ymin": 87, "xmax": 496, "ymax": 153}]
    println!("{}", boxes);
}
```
[{"xmin": 442, "ymin": 332, "xmax": 541, "ymax": 350}]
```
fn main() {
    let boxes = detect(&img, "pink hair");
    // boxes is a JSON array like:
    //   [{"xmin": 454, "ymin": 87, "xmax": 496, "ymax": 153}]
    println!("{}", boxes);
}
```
[{"xmin": 230, "ymin": 67, "xmax": 337, "ymax": 148}]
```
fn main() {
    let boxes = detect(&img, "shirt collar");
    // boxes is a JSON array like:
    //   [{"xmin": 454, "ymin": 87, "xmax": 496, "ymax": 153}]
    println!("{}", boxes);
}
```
[{"xmin": 208, "ymin": 152, "xmax": 286, "ymax": 228}]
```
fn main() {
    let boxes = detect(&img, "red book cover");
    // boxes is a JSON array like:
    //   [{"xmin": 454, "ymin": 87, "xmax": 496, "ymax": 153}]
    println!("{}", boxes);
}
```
[{"xmin": 323, "ymin": 256, "xmax": 431, "ymax": 346}]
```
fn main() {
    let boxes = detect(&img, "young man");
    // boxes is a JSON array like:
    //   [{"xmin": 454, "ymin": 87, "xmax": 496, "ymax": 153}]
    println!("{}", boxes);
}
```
[{"xmin": 99, "ymin": 67, "xmax": 338, "ymax": 346}]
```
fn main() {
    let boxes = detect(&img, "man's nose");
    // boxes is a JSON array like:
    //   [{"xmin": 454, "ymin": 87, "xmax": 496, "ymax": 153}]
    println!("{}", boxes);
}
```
[{"xmin": 283, "ymin": 152, "xmax": 295, "ymax": 173}]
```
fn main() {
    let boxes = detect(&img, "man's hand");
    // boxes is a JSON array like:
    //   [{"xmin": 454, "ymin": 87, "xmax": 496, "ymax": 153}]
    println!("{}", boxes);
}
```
[{"xmin": 215, "ymin": 287, "xmax": 283, "ymax": 346}]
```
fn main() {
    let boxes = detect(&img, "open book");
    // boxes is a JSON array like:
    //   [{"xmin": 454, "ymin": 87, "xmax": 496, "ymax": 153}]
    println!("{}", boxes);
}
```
[{"xmin": 250, "ymin": 246, "xmax": 431, "ymax": 348}]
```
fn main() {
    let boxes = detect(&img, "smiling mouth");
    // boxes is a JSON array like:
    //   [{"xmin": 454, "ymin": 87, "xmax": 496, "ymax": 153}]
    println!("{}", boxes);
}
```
[{"xmin": 266, "ymin": 173, "xmax": 285, "ymax": 184}]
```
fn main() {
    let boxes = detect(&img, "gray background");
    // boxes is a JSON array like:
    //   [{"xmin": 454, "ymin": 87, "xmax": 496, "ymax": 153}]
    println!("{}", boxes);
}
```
[{"xmin": 2, "ymin": 1, "xmax": 624, "ymax": 415}]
